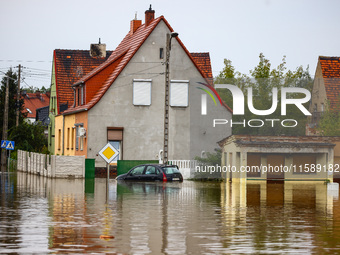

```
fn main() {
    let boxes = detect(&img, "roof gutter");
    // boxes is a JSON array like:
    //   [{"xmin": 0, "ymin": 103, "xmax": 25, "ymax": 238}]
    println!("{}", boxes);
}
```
[
  {"xmin": 72, "ymin": 81, "xmax": 85, "ymax": 87},
  {"xmin": 62, "ymin": 108, "xmax": 88, "ymax": 116}
]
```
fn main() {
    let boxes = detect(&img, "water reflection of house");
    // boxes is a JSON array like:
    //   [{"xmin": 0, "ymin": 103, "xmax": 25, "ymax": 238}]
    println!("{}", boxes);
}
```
[
  {"xmin": 219, "ymin": 135, "xmax": 340, "ymax": 181},
  {"xmin": 220, "ymin": 181, "xmax": 336, "ymax": 252}
]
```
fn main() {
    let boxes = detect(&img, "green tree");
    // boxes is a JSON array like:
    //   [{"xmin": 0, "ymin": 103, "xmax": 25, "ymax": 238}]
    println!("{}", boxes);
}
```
[
  {"xmin": 317, "ymin": 99, "xmax": 340, "ymax": 136},
  {"xmin": 194, "ymin": 148, "xmax": 222, "ymax": 166},
  {"xmin": 0, "ymin": 68, "xmax": 26, "ymax": 138},
  {"xmin": 8, "ymin": 122, "xmax": 48, "ymax": 153},
  {"xmin": 215, "ymin": 53, "xmax": 313, "ymax": 135}
]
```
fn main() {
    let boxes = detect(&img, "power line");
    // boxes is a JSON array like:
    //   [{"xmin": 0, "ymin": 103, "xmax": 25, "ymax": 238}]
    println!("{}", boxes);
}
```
[{"xmin": 0, "ymin": 60, "xmax": 52, "ymax": 63}]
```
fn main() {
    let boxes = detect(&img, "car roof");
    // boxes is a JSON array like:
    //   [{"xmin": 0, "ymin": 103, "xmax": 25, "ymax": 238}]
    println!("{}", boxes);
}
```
[{"xmin": 137, "ymin": 164, "xmax": 178, "ymax": 168}]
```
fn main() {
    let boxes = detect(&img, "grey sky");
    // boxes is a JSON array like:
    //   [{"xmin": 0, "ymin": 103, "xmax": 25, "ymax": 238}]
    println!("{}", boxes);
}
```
[{"xmin": 0, "ymin": 0, "xmax": 339, "ymax": 89}]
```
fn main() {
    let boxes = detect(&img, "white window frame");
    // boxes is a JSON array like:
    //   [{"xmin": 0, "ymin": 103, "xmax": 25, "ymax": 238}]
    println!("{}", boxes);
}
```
[
  {"xmin": 170, "ymin": 80, "xmax": 189, "ymax": 107},
  {"xmin": 133, "ymin": 79, "xmax": 152, "ymax": 106}
]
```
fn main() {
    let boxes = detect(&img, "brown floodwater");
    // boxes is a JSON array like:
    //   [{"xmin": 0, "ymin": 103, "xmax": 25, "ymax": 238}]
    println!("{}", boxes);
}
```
[{"xmin": 1, "ymin": 171, "xmax": 340, "ymax": 254}]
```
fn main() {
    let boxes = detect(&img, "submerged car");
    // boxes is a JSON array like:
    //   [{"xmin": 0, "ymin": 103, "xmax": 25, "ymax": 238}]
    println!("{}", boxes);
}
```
[{"xmin": 116, "ymin": 164, "xmax": 183, "ymax": 182}]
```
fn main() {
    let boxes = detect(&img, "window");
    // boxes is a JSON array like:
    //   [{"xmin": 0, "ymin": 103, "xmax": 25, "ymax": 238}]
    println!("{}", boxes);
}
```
[
  {"xmin": 58, "ymin": 129, "xmax": 61, "ymax": 151},
  {"xmin": 108, "ymin": 127, "xmax": 123, "ymax": 162},
  {"xmin": 80, "ymin": 136, "xmax": 84, "ymax": 151},
  {"xmin": 160, "ymin": 48, "xmax": 164, "ymax": 59},
  {"xmin": 170, "ymin": 80, "xmax": 189, "ymax": 107},
  {"xmin": 77, "ymin": 88, "xmax": 80, "ymax": 105},
  {"xmin": 67, "ymin": 128, "xmax": 70, "ymax": 150},
  {"xmin": 71, "ymin": 127, "xmax": 75, "ymax": 150},
  {"xmin": 321, "ymin": 103, "xmax": 324, "ymax": 112},
  {"xmin": 163, "ymin": 167, "xmax": 180, "ymax": 174},
  {"xmin": 130, "ymin": 166, "xmax": 145, "ymax": 175},
  {"xmin": 133, "ymin": 79, "xmax": 152, "ymax": 106},
  {"xmin": 145, "ymin": 166, "xmax": 157, "ymax": 175},
  {"xmin": 109, "ymin": 140, "xmax": 121, "ymax": 162},
  {"xmin": 80, "ymin": 86, "xmax": 84, "ymax": 105},
  {"xmin": 75, "ymin": 123, "xmax": 83, "ymax": 151},
  {"xmin": 314, "ymin": 103, "xmax": 317, "ymax": 112},
  {"xmin": 75, "ymin": 126, "xmax": 79, "ymax": 150}
]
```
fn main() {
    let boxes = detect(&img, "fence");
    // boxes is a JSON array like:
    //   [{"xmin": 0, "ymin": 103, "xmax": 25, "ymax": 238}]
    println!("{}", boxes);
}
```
[
  {"xmin": 17, "ymin": 150, "xmax": 85, "ymax": 178},
  {"xmin": 169, "ymin": 160, "xmax": 198, "ymax": 179}
]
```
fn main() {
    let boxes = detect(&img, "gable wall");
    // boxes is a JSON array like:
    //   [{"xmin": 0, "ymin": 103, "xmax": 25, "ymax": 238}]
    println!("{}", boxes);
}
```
[{"xmin": 87, "ymin": 20, "xmax": 231, "ymax": 167}]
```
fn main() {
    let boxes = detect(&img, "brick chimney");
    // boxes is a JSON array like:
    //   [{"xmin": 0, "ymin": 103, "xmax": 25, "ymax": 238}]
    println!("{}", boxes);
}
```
[
  {"xmin": 130, "ymin": 13, "xmax": 142, "ymax": 35},
  {"xmin": 145, "ymin": 4, "xmax": 155, "ymax": 26},
  {"xmin": 90, "ymin": 38, "xmax": 106, "ymax": 58}
]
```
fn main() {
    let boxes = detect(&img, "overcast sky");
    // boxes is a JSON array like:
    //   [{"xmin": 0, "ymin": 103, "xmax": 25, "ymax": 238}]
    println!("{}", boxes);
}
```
[{"xmin": 1, "ymin": 0, "xmax": 339, "ymax": 89}]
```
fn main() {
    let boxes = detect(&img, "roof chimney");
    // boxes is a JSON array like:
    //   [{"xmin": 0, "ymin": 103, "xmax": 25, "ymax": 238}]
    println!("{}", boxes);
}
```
[
  {"xmin": 145, "ymin": 4, "xmax": 155, "ymax": 26},
  {"xmin": 90, "ymin": 38, "xmax": 106, "ymax": 58},
  {"xmin": 130, "ymin": 13, "xmax": 142, "ymax": 35}
]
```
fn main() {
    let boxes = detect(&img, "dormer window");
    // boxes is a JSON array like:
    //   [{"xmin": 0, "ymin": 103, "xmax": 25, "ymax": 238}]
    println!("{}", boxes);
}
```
[{"xmin": 74, "ymin": 85, "xmax": 85, "ymax": 106}]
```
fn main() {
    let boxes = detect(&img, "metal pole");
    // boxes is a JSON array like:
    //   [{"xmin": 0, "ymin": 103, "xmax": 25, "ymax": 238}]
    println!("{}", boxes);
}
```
[
  {"xmin": 106, "ymin": 163, "xmax": 110, "ymax": 201},
  {"xmin": 1, "ymin": 78, "xmax": 9, "ymax": 169},
  {"xmin": 162, "ymin": 33, "xmax": 171, "ymax": 165}
]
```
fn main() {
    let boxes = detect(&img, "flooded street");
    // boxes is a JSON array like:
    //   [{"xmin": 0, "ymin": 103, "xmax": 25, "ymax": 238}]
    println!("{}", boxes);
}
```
[{"xmin": 1, "ymin": 172, "xmax": 340, "ymax": 254}]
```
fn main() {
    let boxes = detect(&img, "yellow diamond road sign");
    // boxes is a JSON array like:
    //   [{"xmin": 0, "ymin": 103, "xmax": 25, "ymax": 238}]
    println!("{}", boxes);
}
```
[{"xmin": 99, "ymin": 143, "xmax": 119, "ymax": 164}]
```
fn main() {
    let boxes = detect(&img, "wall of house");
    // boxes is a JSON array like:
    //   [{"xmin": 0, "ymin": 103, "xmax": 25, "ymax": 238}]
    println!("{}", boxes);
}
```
[
  {"xmin": 310, "ymin": 60, "xmax": 327, "ymax": 113},
  {"xmin": 87, "ymin": 20, "xmax": 232, "ymax": 167},
  {"xmin": 54, "ymin": 115, "xmax": 63, "ymax": 155},
  {"xmin": 48, "ymin": 59, "xmax": 58, "ymax": 154},
  {"xmin": 63, "ymin": 114, "xmax": 75, "ymax": 156}
]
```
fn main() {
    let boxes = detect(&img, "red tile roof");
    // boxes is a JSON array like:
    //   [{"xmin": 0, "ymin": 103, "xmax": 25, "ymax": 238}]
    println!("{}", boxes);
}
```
[
  {"xmin": 22, "ymin": 93, "xmax": 50, "ymax": 118},
  {"xmin": 319, "ymin": 56, "xmax": 340, "ymax": 109},
  {"xmin": 54, "ymin": 49, "xmax": 112, "ymax": 114},
  {"xmin": 63, "ymin": 15, "xmax": 228, "ymax": 115},
  {"xmin": 190, "ymin": 53, "xmax": 213, "ymax": 85}
]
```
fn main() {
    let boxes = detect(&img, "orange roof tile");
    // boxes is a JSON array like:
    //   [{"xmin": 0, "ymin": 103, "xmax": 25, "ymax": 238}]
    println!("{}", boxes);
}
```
[
  {"xmin": 54, "ymin": 49, "xmax": 112, "ymax": 114},
  {"xmin": 22, "ymin": 93, "xmax": 50, "ymax": 118},
  {"xmin": 190, "ymin": 52, "xmax": 213, "ymax": 85},
  {"xmin": 63, "ymin": 15, "xmax": 229, "ymax": 115},
  {"xmin": 319, "ymin": 56, "xmax": 340, "ymax": 109}
]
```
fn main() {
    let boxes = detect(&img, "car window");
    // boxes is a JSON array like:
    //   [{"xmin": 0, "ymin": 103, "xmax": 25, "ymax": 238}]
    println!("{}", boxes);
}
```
[
  {"xmin": 130, "ymin": 166, "xmax": 145, "ymax": 175},
  {"xmin": 163, "ymin": 167, "xmax": 180, "ymax": 174},
  {"xmin": 145, "ymin": 166, "xmax": 157, "ymax": 175}
]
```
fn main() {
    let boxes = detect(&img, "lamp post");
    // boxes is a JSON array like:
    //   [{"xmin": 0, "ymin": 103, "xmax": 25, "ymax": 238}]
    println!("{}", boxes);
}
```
[{"xmin": 163, "ymin": 32, "xmax": 178, "ymax": 165}]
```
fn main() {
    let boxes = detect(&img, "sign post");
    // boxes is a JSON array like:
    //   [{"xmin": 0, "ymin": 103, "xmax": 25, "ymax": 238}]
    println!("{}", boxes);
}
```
[
  {"xmin": 98, "ymin": 143, "xmax": 119, "ymax": 199},
  {"xmin": 1, "ymin": 140, "xmax": 15, "ymax": 170}
]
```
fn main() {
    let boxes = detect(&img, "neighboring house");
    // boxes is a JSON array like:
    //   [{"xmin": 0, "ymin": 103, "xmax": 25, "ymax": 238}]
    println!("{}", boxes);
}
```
[
  {"xmin": 48, "ymin": 44, "xmax": 113, "ymax": 154},
  {"xmin": 22, "ymin": 91, "xmax": 50, "ymax": 124},
  {"xmin": 55, "ymin": 6, "xmax": 232, "ymax": 168},
  {"xmin": 36, "ymin": 105, "xmax": 50, "ymax": 137},
  {"xmin": 218, "ymin": 135, "xmax": 340, "ymax": 181},
  {"xmin": 307, "ymin": 56, "xmax": 340, "ymax": 135}
]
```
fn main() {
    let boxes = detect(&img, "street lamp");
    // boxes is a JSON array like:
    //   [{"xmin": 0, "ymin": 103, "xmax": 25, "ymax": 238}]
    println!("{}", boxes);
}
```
[{"xmin": 163, "ymin": 32, "xmax": 178, "ymax": 165}]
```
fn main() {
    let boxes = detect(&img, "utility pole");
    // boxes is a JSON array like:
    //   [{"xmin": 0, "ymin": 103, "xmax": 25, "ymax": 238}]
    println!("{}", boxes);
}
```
[
  {"xmin": 162, "ymin": 33, "xmax": 171, "ymax": 165},
  {"xmin": 162, "ymin": 32, "xmax": 178, "ymax": 165},
  {"xmin": 16, "ymin": 64, "xmax": 21, "ymax": 127},
  {"xmin": 1, "ymin": 78, "xmax": 9, "ymax": 169}
]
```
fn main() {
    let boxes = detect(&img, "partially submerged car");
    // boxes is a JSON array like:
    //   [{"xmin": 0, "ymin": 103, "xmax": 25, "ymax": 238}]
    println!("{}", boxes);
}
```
[{"xmin": 116, "ymin": 164, "xmax": 183, "ymax": 182}]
